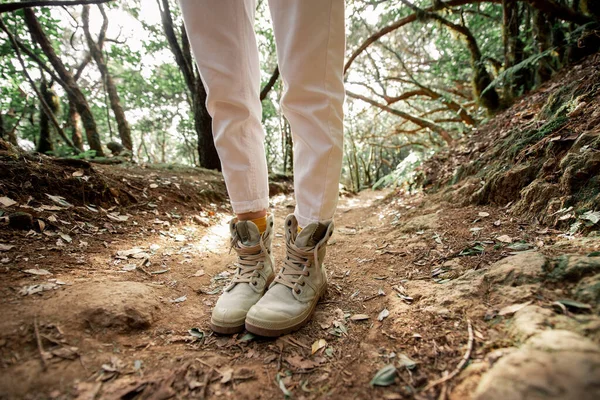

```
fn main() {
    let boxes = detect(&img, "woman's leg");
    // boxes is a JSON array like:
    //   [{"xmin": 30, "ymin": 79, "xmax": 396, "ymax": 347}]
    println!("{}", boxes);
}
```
[
  {"xmin": 179, "ymin": 0, "xmax": 269, "ymax": 217},
  {"xmin": 268, "ymin": 0, "xmax": 345, "ymax": 227}
]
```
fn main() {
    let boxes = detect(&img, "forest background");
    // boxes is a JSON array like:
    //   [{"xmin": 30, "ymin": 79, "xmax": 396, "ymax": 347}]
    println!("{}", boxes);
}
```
[{"xmin": 1, "ymin": 0, "xmax": 599, "ymax": 192}]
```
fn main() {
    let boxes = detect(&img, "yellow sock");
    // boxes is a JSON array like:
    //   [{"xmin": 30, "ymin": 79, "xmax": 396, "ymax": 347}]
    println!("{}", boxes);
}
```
[{"xmin": 251, "ymin": 216, "xmax": 267, "ymax": 233}]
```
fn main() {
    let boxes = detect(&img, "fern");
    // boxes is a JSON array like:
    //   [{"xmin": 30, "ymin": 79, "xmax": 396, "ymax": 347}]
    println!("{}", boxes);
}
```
[{"xmin": 481, "ymin": 48, "xmax": 556, "ymax": 96}]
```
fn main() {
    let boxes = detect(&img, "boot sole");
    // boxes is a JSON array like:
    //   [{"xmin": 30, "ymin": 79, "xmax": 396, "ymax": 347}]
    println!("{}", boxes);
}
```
[
  {"xmin": 245, "ymin": 284, "xmax": 327, "ymax": 337},
  {"xmin": 210, "ymin": 275, "xmax": 275, "ymax": 335},
  {"xmin": 210, "ymin": 321, "xmax": 245, "ymax": 335}
]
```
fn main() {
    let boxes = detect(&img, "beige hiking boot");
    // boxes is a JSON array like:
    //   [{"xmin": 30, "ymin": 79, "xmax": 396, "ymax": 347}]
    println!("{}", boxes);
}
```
[
  {"xmin": 245, "ymin": 214, "xmax": 333, "ymax": 337},
  {"xmin": 210, "ymin": 214, "xmax": 274, "ymax": 334}
]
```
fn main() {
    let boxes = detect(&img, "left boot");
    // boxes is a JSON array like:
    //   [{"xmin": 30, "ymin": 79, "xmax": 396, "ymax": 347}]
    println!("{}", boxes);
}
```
[{"xmin": 245, "ymin": 214, "xmax": 333, "ymax": 337}]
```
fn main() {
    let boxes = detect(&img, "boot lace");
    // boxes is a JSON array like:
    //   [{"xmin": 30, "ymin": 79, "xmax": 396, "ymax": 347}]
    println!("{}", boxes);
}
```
[
  {"xmin": 274, "ymin": 241, "xmax": 319, "ymax": 294},
  {"xmin": 229, "ymin": 233, "xmax": 268, "ymax": 287}
]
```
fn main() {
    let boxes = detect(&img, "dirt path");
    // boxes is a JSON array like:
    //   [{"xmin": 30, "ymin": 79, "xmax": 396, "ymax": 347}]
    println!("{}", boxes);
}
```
[{"xmin": 1, "ymin": 181, "xmax": 599, "ymax": 399}]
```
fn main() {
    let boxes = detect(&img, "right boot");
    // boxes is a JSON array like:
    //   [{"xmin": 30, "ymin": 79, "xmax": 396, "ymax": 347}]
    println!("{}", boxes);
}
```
[{"xmin": 210, "ymin": 214, "xmax": 274, "ymax": 334}]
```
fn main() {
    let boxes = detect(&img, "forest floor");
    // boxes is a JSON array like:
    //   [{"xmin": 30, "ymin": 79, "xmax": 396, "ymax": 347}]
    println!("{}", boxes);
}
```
[
  {"xmin": 1, "ymin": 53, "xmax": 600, "ymax": 400},
  {"xmin": 0, "ymin": 162, "xmax": 599, "ymax": 400}
]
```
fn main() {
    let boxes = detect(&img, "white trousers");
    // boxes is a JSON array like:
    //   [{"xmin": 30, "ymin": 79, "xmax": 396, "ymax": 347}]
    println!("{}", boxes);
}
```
[{"xmin": 179, "ymin": 0, "xmax": 345, "ymax": 227}]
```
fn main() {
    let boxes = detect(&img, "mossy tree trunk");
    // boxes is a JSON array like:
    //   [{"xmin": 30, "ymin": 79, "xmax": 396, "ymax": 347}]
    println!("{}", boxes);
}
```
[{"xmin": 23, "ymin": 8, "xmax": 105, "ymax": 157}]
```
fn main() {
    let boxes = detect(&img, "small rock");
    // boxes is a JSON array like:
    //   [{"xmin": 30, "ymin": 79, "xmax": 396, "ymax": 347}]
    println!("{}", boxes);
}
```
[
  {"xmin": 43, "ymin": 281, "xmax": 160, "ymax": 331},
  {"xmin": 8, "ymin": 212, "xmax": 33, "ymax": 230},
  {"xmin": 484, "ymin": 252, "xmax": 547, "ymax": 286},
  {"xmin": 545, "ymin": 255, "xmax": 600, "ymax": 282},
  {"xmin": 574, "ymin": 274, "xmax": 600, "ymax": 304},
  {"xmin": 525, "ymin": 330, "xmax": 600, "ymax": 354},
  {"xmin": 399, "ymin": 213, "xmax": 439, "ymax": 233},
  {"xmin": 509, "ymin": 305, "xmax": 554, "ymax": 340},
  {"xmin": 474, "ymin": 330, "xmax": 600, "ymax": 400}
]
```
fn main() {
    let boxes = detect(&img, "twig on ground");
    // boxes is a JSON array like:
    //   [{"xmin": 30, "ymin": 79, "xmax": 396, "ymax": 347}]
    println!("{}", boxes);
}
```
[
  {"xmin": 33, "ymin": 316, "xmax": 48, "ymax": 371},
  {"xmin": 201, "ymin": 369, "xmax": 212, "ymax": 399},
  {"xmin": 422, "ymin": 318, "xmax": 474, "ymax": 393},
  {"xmin": 195, "ymin": 358, "xmax": 222, "ymax": 377}
]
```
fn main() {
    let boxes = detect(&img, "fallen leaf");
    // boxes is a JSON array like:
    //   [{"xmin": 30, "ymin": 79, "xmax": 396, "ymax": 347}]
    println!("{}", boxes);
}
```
[
  {"xmin": 220, "ymin": 368, "xmax": 234, "ymax": 384},
  {"xmin": 498, "ymin": 301, "xmax": 532, "ymax": 316},
  {"xmin": 170, "ymin": 295, "xmax": 187, "ymax": 303},
  {"xmin": 286, "ymin": 355, "xmax": 321, "ymax": 370},
  {"xmin": 0, "ymin": 244, "xmax": 15, "ymax": 252},
  {"xmin": 0, "ymin": 196, "xmax": 17, "ymax": 207},
  {"xmin": 507, "ymin": 242, "xmax": 531, "ymax": 251},
  {"xmin": 370, "ymin": 364, "xmax": 397, "ymax": 387},
  {"xmin": 239, "ymin": 333, "xmax": 255, "ymax": 342},
  {"xmin": 276, "ymin": 373, "xmax": 292, "ymax": 397},
  {"xmin": 51, "ymin": 346, "xmax": 79, "ymax": 360},
  {"xmin": 45, "ymin": 194, "xmax": 73, "ymax": 208},
  {"xmin": 19, "ymin": 283, "xmax": 57, "ymax": 295},
  {"xmin": 59, "ymin": 233, "xmax": 72, "ymax": 243},
  {"xmin": 23, "ymin": 268, "xmax": 52, "ymax": 276},
  {"xmin": 188, "ymin": 328, "xmax": 204, "ymax": 340},
  {"xmin": 350, "ymin": 313, "xmax": 370, "ymax": 321},
  {"xmin": 311, "ymin": 338, "xmax": 327, "ymax": 355},
  {"xmin": 378, "ymin": 308, "xmax": 390, "ymax": 322},
  {"xmin": 555, "ymin": 299, "xmax": 592, "ymax": 312},
  {"xmin": 149, "ymin": 183, "xmax": 158, "ymax": 189},
  {"xmin": 397, "ymin": 354, "xmax": 417, "ymax": 369},
  {"xmin": 116, "ymin": 248, "xmax": 145, "ymax": 257},
  {"xmin": 496, "ymin": 235, "xmax": 513, "ymax": 243},
  {"xmin": 72, "ymin": 170, "xmax": 84, "ymax": 177},
  {"xmin": 192, "ymin": 269, "xmax": 205, "ymax": 277},
  {"xmin": 478, "ymin": 212, "xmax": 490, "ymax": 218},
  {"xmin": 122, "ymin": 264, "xmax": 137, "ymax": 271}
]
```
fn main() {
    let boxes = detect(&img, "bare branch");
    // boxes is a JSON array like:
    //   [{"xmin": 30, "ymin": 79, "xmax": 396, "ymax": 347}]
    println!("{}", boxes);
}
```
[
  {"xmin": 0, "ymin": 0, "xmax": 113, "ymax": 14},
  {"xmin": 347, "ymin": 90, "xmax": 453, "ymax": 145},
  {"xmin": 260, "ymin": 66, "xmax": 279, "ymax": 101},
  {"xmin": 344, "ymin": 0, "xmax": 501, "ymax": 74}
]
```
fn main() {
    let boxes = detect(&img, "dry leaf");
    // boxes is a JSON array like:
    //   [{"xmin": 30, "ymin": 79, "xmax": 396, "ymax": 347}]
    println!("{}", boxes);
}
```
[
  {"xmin": 350, "ymin": 314, "xmax": 370, "ymax": 321},
  {"xmin": 72, "ymin": 170, "xmax": 84, "ymax": 177},
  {"xmin": 378, "ymin": 308, "xmax": 390, "ymax": 322},
  {"xmin": 478, "ymin": 212, "xmax": 490, "ymax": 218},
  {"xmin": 311, "ymin": 339, "xmax": 327, "ymax": 355},
  {"xmin": 23, "ymin": 268, "xmax": 52, "ymax": 276},
  {"xmin": 192, "ymin": 269, "xmax": 205, "ymax": 277},
  {"xmin": 0, "ymin": 196, "xmax": 17, "ymax": 207},
  {"xmin": 220, "ymin": 368, "xmax": 234, "ymax": 384},
  {"xmin": 496, "ymin": 235, "xmax": 513, "ymax": 243},
  {"xmin": 0, "ymin": 244, "xmax": 15, "ymax": 252},
  {"xmin": 285, "ymin": 355, "xmax": 322, "ymax": 370},
  {"xmin": 498, "ymin": 301, "xmax": 532, "ymax": 316}
]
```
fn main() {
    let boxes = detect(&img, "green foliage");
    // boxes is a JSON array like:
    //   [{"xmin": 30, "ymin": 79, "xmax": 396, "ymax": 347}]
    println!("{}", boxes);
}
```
[{"xmin": 372, "ymin": 149, "xmax": 430, "ymax": 191}]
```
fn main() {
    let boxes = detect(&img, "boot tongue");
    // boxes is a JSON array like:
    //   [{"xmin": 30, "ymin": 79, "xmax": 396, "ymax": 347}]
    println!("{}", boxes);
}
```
[
  {"xmin": 295, "ymin": 223, "xmax": 328, "ymax": 248},
  {"xmin": 235, "ymin": 221, "xmax": 261, "ymax": 246}
]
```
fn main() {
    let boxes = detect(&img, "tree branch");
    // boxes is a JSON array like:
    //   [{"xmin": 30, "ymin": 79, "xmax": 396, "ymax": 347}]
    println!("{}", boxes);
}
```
[
  {"xmin": 344, "ymin": 0, "xmax": 501, "ymax": 74},
  {"xmin": 346, "ymin": 90, "xmax": 453, "ymax": 145},
  {"xmin": 0, "ymin": 0, "xmax": 113, "ymax": 13},
  {"xmin": 260, "ymin": 66, "xmax": 279, "ymax": 101}
]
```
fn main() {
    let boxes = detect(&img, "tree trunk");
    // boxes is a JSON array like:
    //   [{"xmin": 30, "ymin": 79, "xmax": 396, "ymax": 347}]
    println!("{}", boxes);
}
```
[
  {"xmin": 23, "ymin": 8, "xmax": 105, "ymax": 157},
  {"xmin": 192, "ymin": 80, "xmax": 220, "ymax": 169},
  {"xmin": 503, "ymin": 0, "xmax": 527, "ymax": 98},
  {"xmin": 533, "ymin": 8, "xmax": 554, "ymax": 85},
  {"xmin": 158, "ymin": 0, "xmax": 220, "ymax": 170},
  {"xmin": 68, "ymin": 101, "xmax": 84, "ymax": 150},
  {"xmin": 36, "ymin": 81, "xmax": 54, "ymax": 153},
  {"xmin": 82, "ymin": 5, "xmax": 132, "ymax": 151}
]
